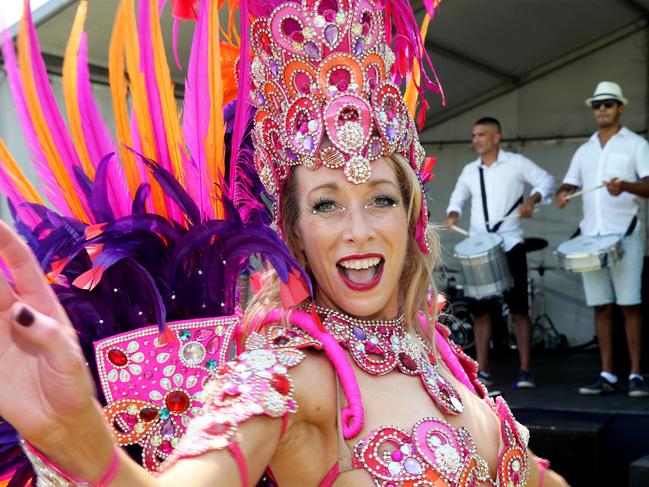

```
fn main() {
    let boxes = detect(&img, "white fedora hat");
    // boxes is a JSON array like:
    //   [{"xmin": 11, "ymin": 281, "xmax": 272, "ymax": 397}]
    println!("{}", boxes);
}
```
[{"xmin": 585, "ymin": 81, "xmax": 628, "ymax": 107}]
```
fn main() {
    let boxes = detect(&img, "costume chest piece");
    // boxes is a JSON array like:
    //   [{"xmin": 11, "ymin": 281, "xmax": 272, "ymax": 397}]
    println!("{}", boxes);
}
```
[{"xmin": 316, "ymin": 307, "xmax": 464, "ymax": 416}]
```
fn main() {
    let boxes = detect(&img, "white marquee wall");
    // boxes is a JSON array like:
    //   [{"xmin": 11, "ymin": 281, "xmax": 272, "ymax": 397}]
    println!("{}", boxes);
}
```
[{"xmin": 423, "ymin": 30, "xmax": 649, "ymax": 345}]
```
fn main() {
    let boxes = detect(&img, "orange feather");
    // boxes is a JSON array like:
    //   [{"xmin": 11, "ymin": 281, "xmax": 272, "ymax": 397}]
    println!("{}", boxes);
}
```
[
  {"xmin": 0, "ymin": 138, "xmax": 44, "ymax": 204},
  {"xmin": 108, "ymin": 0, "xmax": 140, "ymax": 198},
  {"xmin": 148, "ymin": 0, "xmax": 186, "ymax": 185},
  {"xmin": 62, "ymin": 1, "xmax": 95, "ymax": 179},
  {"xmin": 17, "ymin": 3, "xmax": 88, "ymax": 222},
  {"xmin": 404, "ymin": 13, "xmax": 430, "ymax": 118},
  {"xmin": 206, "ymin": 0, "xmax": 226, "ymax": 217},
  {"xmin": 122, "ymin": 0, "xmax": 168, "ymax": 217}
]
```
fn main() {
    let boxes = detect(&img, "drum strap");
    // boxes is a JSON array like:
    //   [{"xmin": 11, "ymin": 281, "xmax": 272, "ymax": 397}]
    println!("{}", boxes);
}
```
[{"xmin": 479, "ymin": 166, "xmax": 524, "ymax": 233}]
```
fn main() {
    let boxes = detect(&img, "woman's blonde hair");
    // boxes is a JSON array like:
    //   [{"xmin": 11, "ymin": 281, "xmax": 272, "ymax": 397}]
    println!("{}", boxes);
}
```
[{"xmin": 243, "ymin": 154, "xmax": 441, "ymax": 342}]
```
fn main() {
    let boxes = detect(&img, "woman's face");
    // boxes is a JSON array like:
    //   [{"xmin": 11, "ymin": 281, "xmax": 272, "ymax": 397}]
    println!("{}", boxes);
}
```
[{"xmin": 293, "ymin": 157, "xmax": 409, "ymax": 319}]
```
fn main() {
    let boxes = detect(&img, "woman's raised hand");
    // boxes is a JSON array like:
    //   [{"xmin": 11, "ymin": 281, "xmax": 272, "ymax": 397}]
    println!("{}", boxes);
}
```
[{"xmin": 0, "ymin": 220, "xmax": 99, "ymax": 449}]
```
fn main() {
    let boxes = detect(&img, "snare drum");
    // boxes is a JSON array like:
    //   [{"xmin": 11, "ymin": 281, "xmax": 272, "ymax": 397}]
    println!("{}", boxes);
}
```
[
  {"xmin": 555, "ymin": 235, "xmax": 624, "ymax": 273},
  {"xmin": 454, "ymin": 233, "xmax": 513, "ymax": 300}
]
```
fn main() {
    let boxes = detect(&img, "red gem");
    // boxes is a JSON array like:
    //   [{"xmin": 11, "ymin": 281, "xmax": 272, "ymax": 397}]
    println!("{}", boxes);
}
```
[
  {"xmin": 139, "ymin": 407, "xmax": 158, "ymax": 422},
  {"xmin": 270, "ymin": 374, "xmax": 291, "ymax": 395},
  {"xmin": 159, "ymin": 440, "xmax": 173, "ymax": 455},
  {"xmin": 399, "ymin": 352, "xmax": 418, "ymax": 372},
  {"xmin": 107, "ymin": 349, "xmax": 128, "ymax": 367},
  {"xmin": 165, "ymin": 391, "xmax": 190, "ymax": 413}
]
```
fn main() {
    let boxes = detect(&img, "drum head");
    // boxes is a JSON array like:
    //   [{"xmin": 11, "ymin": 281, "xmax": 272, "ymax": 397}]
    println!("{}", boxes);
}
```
[
  {"xmin": 557, "ymin": 235, "xmax": 621, "ymax": 254},
  {"xmin": 454, "ymin": 233, "xmax": 504, "ymax": 256}
]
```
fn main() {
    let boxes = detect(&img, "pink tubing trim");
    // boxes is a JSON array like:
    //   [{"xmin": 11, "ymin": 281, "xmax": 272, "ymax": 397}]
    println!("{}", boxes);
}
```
[
  {"xmin": 318, "ymin": 463, "xmax": 339, "ymax": 487},
  {"xmin": 24, "ymin": 440, "xmax": 121, "ymax": 487},
  {"xmin": 228, "ymin": 443, "xmax": 249, "ymax": 487},
  {"xmin": 264, "ymin": 309, "xmax": 364, "ymax": 439}
]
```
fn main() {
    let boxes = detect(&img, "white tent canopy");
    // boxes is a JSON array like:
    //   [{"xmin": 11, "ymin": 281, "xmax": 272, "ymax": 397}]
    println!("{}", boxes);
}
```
[{"xmin": 2, "ymin": 0, "xmax": 649, "ymax": 344}]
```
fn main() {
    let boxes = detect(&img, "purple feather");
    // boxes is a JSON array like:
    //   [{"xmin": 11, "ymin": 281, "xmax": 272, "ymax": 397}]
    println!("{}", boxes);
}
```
[
  {"xmin": 132, "ymin": 184, "xmax": 151, "ymax": 214},
  {"xmin": 90, "ymin": 153, "xmax": 118, "ymax": 222}
]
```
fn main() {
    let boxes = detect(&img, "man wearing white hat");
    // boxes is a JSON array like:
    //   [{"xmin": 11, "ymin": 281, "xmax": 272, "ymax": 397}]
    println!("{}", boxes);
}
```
[{"xmin": 556, "ymin": 81, "xmax": 649, "ymax": 398}]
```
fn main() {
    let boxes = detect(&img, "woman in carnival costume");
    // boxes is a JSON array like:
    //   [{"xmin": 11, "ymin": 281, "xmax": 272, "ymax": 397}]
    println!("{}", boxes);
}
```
[{"xmin": 0, "ymin": 0, "xmax": 568, "ymax": 485}]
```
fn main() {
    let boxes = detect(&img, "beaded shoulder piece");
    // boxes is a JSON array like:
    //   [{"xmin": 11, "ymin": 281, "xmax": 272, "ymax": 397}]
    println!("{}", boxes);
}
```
[
  {"xmin": 94, "ymin": 316, "xmax": 239, "ymax": 472},
  {"xmin": 161, "ymin": 321, "xmax": 322, "ymax": 468}
]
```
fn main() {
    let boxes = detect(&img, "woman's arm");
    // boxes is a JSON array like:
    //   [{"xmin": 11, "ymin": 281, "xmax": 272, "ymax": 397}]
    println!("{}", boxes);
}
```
[{"xmin": 0, "ymin": 220, "xmax": 297, "ymax": 487}]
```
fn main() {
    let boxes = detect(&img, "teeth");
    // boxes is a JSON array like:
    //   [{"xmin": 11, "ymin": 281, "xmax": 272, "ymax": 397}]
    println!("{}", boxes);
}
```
[{"xmin": 339, "ymin": 257, "xmax": 381, "ymax": 270}]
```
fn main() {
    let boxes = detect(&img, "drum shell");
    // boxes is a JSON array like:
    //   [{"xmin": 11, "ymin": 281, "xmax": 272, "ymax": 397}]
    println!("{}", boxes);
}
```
[
  {"xmin": 454, "ymin": 235, "xmax": 513, "ymax": 300},
  {"xmin": 555, "ymin": 236, "xmax": 624, "ymax": 273}
]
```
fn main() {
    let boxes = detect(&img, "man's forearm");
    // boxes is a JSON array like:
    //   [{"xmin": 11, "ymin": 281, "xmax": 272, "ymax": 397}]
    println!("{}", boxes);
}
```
[{"xmin": 620, "ymin": 180, "xmax": 649, "ymax": 198}]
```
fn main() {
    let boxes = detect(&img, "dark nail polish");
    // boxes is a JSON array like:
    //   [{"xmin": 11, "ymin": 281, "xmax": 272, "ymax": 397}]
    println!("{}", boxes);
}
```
[{"xmin": 16, "ymin": 307, "xmax": 34, "ymax": 327}]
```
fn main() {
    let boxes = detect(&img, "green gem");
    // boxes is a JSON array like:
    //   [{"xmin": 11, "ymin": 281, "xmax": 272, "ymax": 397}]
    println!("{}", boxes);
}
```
[
  {"xmin": 179, "ymin": 330, "xmax": 191, "ymax": 341},
  {"xmin": 206, "ymin": 359, "xmax": 217, "ymax": 371},
  {"xmin": 158, "ymin": 407, "xmax": 170, "ymax": 420}
]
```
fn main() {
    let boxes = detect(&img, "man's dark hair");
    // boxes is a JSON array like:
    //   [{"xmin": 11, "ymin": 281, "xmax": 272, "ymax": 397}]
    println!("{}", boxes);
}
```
[{"xmin": 474, "ymin": 116, "xmax": 501, "ymax": 134}]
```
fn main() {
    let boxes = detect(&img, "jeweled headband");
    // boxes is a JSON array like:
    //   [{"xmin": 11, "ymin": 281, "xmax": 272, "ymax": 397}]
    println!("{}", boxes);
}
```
[{"xmin": 249, "ymin": 0, "xmax": 436, "ymax": 253}]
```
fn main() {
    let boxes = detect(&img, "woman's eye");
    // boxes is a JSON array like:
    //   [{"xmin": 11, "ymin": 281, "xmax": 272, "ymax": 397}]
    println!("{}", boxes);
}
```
[
  {"xmin": 371, "ymin": 195, "xmax": 398, "ymax": 208},
  {"xmin": 311, "ymin": 199, "xmax": 340, "ymax": 213}
]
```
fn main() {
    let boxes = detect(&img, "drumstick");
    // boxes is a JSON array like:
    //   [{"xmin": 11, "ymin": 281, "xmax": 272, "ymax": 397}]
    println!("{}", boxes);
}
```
[
  {"xmin": 485, "ymin": 208, "xmax": 539, "ymax": 226},
  {"xmin": 450, "ymin": 225, "xmax": 469, "ymax": 236},
  {"xmin": 564, "ymin": 184, "xmax": 604, "ymax": 200}
]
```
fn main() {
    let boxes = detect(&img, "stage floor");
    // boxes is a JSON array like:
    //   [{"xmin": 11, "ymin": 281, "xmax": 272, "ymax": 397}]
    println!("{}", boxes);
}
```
[
  {"xmin": 482, "ymin": 347, "xmax": 649, "ymax": 486},
  {"xmin": 487, "ymin": 348, "xmax": 649, "ymax": 414}
]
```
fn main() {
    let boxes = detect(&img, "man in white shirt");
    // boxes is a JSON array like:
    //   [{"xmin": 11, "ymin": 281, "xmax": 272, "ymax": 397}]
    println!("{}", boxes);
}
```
[
  {"xmin": 443, "ymin": 117, "xmax": 555, "ymax": 389},
  {"xmin": 556, "ymin": 81, "xmax": 649, "ymax": 398}
]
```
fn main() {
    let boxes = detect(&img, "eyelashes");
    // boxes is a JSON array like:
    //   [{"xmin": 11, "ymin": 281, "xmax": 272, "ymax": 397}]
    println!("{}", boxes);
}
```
[{"xmin": 309, "ymin": 194, "xmax": 400, "ymax": 215}]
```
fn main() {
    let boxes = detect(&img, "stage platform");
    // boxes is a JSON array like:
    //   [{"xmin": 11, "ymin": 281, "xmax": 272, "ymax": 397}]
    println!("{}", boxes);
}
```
[{"xmin": 486, "ymin": 349, "xmax": 649, "ymax": 486}]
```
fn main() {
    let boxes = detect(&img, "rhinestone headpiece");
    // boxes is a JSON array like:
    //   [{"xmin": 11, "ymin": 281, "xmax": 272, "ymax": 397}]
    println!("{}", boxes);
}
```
[{"xmin": 250, "ymin": 0, "xmax": 426, "ymax": 194}]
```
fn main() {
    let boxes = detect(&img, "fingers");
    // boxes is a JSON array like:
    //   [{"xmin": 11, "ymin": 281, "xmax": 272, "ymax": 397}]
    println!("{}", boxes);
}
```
[
  {"xmin": 0, "ymin": 221, "xmax": 58, "ymax": 313},
  {"xmin": 0, "ymin": 268, "xmax": 18, "ymax": 312},
  {"xmin": 9, "ymin": 302, "xmax": 82, "ymax": 375}
]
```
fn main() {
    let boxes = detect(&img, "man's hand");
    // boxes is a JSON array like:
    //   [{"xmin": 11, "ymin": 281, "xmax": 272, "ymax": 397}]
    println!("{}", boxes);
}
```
[
  {"xmin": 554, "ymin": 190, "xmax": 572, "ymax": 209},
  {"xmin": 442, "ymin": 212, "xmax": 459, "ymax": 230},
  {"xmin": 518, "ymin": 197, "xmax": 536, "ymax": 218},
  {"xmin": 604, "ymin": 178, "xmax": 625, "ymax": 197}
]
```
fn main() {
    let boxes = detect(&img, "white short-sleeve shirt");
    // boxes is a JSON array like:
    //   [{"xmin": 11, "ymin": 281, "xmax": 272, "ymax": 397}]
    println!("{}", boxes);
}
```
[
  {"xmin": 563, "ymin": 127, "xmax": 649, "ymax": 236},
  {"xmin": 446, "ymin": 149, "xmax": 555, "ymax": 251}
]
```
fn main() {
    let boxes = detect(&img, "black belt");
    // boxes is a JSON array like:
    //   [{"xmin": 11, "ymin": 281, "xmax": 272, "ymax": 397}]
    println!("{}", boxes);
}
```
[{"xmin": 571, "ymin": 215, "xmax": 637, "ymax": 238}]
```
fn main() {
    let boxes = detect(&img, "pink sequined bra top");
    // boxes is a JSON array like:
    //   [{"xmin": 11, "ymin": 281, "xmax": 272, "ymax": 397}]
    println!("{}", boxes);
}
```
[
  {"xmin": 317, "ymin": 395, "xmax": 529, "ymax": 487},
  {"xmin": 95, "ymin": 308, "xmax": 529, "ymax": 486}
]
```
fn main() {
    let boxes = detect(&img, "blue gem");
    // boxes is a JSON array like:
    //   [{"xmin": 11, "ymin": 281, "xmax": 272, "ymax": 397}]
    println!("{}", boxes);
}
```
[
  {"xmin": 206, "ymin": 358, "xmax": 217, "ymax": 370},
  {"xmin": 179, "ymin": 330, "xmax": 191, "ymax": 341},
  {"xmin": 158, "ymin": 408, "xmax": 170, "ymax": 420}
]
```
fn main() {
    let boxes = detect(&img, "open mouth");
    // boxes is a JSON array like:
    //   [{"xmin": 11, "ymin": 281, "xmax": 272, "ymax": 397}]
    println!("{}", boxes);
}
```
[{"xmin": 336, "ymin": 255, "xmax": 385, "ymax": 291}]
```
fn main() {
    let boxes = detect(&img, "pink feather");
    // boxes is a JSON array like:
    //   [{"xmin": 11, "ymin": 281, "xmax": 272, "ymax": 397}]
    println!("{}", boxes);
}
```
[
  {"xmin": 182, "ymin": 0, "xmax": 214, "ymax": 220},
  {"xmin": 229, "ymin": 0, "xmax": 254, "ymax": 191},
  {"xmin": 23, "ymin": 6, "xmax": 93, "ymax": 216},
  {"xmin": 137, "ymin": 0, "xmax": 183, "ymax": 222},
  {"xmin": 0, "ymin": 30, "xmax": 68, "ymax": 214},
  {"xmin": 76, "ymin": 35, "xmax": 129, "ymax": 218}
]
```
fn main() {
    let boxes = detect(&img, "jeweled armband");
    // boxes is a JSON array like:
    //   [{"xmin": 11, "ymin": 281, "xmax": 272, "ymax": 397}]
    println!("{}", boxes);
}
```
[{"xmin": 161, "ymin": 323, "xmax": 321, "ymax": 469}]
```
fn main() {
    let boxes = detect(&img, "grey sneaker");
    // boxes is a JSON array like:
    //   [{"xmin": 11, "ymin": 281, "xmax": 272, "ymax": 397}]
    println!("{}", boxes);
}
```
[
  {"xmin": 477, "ymin": 371, "xmax": 493, "ymax": 387},
  {"xmin": 578, "ymin": 375, "xmax": 618, "ymax": 395},
  {"xmin": 516, "ymin": 370, "xmax": 536, "ymax": 389},
  {"xmin": 629, "ymin": 376, "xmax": 649, "ymax": 398}
]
